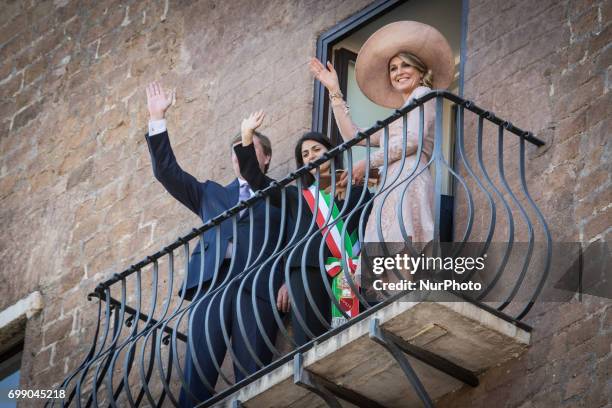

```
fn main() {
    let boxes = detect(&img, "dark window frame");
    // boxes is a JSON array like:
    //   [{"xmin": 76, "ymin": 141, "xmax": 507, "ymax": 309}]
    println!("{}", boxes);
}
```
[
  {"xmin": 329, "ymin": 47, "xmax": 358, "ymax": 145},
  {"xmin": 312, "ymin": 0, "xmax": 407, "ymax": 134},
  {"xmin": 0, "ymin": 341, "xmax": 23, "ymax": 384}
]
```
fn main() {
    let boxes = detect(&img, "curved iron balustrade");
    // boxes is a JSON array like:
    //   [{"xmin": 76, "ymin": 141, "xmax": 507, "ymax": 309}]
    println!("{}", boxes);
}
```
[{"xmin": 49, "ymin": 91, "xmax": 551, "ymax": 407}]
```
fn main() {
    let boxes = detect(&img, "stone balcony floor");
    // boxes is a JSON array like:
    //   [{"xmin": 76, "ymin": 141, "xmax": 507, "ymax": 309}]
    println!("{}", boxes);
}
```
[{"xmin": 216, "ymin": 292, "xmax": 531, "ymax": 408}]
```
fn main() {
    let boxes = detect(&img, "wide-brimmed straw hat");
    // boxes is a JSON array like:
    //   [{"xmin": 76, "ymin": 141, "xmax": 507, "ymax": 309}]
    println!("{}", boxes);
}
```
[{"xmin": 355, "ymin": 21, "xmax": 454, "ymax": 108}]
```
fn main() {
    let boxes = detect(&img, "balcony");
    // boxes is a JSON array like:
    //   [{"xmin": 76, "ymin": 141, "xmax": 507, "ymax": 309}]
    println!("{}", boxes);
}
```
[
  {"xmin": 50, "ymin": 91, "xmax": 551, "ymax": 408},
  {"xmin": 220, "ymin": 296, "xmax": 530, "ymax": 408}
]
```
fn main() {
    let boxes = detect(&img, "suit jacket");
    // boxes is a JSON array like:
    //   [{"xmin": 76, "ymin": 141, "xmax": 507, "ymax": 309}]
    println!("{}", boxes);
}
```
[
  {"xmin": 234, "ymin": 143, "xmax": 372, "ymax": 269},
  {"xmin": 146, "ymin": 131, "xmax": 283, "ymax": 301}
]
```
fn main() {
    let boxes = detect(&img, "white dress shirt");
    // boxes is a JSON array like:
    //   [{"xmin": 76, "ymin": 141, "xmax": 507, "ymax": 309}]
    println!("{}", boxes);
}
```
[{"xmin": 148, "ymin": 119, "xmax": 167, "ymax": 136}]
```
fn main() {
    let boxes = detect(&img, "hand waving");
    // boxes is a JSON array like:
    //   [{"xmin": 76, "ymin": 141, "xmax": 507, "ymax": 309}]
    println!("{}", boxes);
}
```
[
  {"xmin": 240, "ymin": 111, "xmax": 265, "ymax": 146},
  {"xmin": 146, "ymin": 81, "xmax": 175, "ymax": 121},
  {"xmin": 308, "ymin": 58, "xmax": 340, "ymax": 94}
]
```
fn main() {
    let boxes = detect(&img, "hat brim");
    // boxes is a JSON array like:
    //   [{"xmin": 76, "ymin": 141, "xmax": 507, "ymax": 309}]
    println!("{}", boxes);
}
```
[{"xmin": 355, "ymin": 21, "xmax": 455, "ymax": 109}]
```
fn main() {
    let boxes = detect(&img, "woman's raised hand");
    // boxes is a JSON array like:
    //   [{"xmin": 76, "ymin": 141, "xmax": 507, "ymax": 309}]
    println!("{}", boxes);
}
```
[
  {"xmin": 146, "ymin": 81, "xmax": 175, "ymax": 121},
  {"xmin": 240, "ymin": 110, "xmax": 265, "ymax": 146},
  {"xmin": 309, "ymin": 58, "xmax": 340, "ymax": 93}
]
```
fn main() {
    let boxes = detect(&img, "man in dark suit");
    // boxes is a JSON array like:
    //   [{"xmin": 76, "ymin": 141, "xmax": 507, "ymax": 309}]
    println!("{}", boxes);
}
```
[{"xmin": 145, "ymin": 82, "xmax": 283, "ymax": 407}]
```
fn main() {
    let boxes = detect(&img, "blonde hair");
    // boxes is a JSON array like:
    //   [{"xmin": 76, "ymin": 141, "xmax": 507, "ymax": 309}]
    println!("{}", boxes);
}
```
[{"xmin": 392, "ymin": 52, "xmax": 433, "ymax": 88}]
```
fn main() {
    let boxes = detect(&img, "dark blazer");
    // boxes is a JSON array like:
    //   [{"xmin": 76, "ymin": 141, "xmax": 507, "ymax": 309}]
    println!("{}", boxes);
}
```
[
  {"xmin": 234, "ymin": 143, "xmax": 372, "ymax": 268},
  {"xmin": 146, "ymin": 131, "xmax": 283, "ymax": 301}
]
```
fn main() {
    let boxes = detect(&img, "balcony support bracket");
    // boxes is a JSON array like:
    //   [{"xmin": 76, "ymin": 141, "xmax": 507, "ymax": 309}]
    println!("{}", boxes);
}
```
[
  {"xmin": 370, "ymin": 317, "xmax": 452, "ymax": 408},
  {"xmin": 293, "ymin": 353, "xmax": 387, "ymax": 408},
  {"xmin": 369, "ymin": 317, "xmax": 479, "ymax": 390}
]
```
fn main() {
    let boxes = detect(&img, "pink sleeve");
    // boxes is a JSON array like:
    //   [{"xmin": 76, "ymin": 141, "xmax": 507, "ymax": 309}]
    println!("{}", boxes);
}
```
[{"xmin": 369, "ymin": 87, "xmax": 434, "ymax": 168}]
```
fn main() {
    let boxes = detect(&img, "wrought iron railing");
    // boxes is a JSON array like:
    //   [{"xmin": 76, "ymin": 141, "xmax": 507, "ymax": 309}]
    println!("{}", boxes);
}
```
[{"xmin": 50, "ymin": 91, "xmax": 550, "ymax": 407}]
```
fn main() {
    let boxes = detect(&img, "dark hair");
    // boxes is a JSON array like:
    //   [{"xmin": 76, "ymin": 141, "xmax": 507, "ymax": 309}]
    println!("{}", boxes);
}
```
[
  {"xmin": 231, "ymin": 131, "xmax": 272, "ymax": 173},
  {"xmin": 294, "ymin": 131, "xmax": 343, "ymax": 186}
]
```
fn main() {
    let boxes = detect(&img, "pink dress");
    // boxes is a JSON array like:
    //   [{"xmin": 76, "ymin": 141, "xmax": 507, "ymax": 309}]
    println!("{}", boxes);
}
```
[{"xmin": 364, "ymin": 86, "xmax": 435, "ymax": 245}]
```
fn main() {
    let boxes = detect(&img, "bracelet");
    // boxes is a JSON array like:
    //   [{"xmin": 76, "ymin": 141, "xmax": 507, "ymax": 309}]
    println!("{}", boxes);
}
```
[
  {"xmin": 328, "ymin": 90, "xmax": 343, "ymax": 100},
  {"xmin": 331, "ymin": 98, "xmax": 350, "ymax": 114}
]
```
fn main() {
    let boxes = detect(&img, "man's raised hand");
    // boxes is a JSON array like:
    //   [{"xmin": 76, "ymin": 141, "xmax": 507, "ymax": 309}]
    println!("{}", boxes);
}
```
[
  {"xmin": 240, "ymin": 111, "xmax": 265, "ymax": 146},
  {"xmin": 146, "ymin": 81, "xmax": 175, "ymax": 121}
]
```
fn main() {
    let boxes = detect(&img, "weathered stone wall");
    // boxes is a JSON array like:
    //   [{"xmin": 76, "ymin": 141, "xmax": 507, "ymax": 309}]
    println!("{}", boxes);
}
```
[
  {"xmin": 0, "ymin": 0, "xmax": 609, "ymax": 406},
  {"xmin": 438, "ymin": 0, "xmax": 611, "ymax": 406}
]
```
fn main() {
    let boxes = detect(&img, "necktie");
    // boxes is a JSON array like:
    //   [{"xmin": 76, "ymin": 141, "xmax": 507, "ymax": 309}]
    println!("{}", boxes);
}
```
[
  {"xmin": 239, "ymin": 183, "xmax": 251, "ymax": 217},
  {"xmin": 227, "ymin": 182, "xmax": 252, "ymax": 259}
]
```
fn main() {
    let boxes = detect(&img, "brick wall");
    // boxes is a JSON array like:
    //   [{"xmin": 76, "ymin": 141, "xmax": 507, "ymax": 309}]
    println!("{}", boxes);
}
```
[
  {"xmin": 0, "ymin": 0, "xmax": 374, "ymax": 398},
  {"xmin": 438, "ymin": 0, "xmax": 611, "ymax": 406},
  {"xmin": 0, "ymin": 0, "xmax": 609, "ymax": 406}
]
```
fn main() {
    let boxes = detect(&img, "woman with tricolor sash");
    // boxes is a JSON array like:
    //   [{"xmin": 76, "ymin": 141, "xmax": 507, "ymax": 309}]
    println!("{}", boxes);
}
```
[{"xmin": 234, "ymin": 111, "xmax": 372, "ymax": 347}]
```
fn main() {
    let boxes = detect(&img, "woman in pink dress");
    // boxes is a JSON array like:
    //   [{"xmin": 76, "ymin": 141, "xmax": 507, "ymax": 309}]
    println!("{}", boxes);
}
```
[{"xmin": 309, "ymin": 21, "xmax": 454, "ymax": 246}]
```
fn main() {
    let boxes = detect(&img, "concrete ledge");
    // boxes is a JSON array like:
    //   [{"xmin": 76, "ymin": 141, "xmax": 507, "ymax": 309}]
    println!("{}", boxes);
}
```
[
  {"xmin": 0, "ymin": 291, "xmax": 44, "ymax": 354},
  {"xmin": 216, "ymin": 293, "xmax": 530, "ymax": 407}
]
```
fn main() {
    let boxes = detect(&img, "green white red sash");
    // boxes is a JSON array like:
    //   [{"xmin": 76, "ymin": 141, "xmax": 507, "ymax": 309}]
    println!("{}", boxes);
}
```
[{"xmin": 302, "ymin": 185, "xmax": 360, "ymax": 327}]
